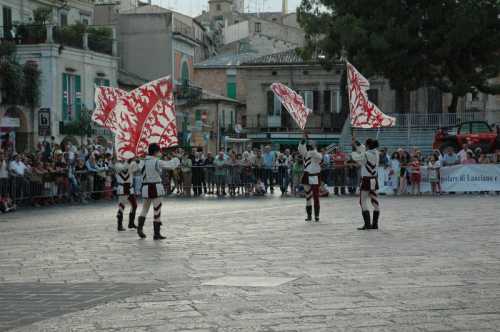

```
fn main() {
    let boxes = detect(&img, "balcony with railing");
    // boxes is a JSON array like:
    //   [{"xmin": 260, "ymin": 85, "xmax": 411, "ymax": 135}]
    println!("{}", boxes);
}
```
[{"xmin": 0, "ymin": 24, "xmax": 117, "ymax": 56}]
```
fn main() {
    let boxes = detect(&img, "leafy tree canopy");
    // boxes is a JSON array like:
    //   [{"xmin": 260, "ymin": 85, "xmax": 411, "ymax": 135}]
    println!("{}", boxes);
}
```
[{"xmin": 298, "ymin": 0, "xmax": 500, "ymax": 112}]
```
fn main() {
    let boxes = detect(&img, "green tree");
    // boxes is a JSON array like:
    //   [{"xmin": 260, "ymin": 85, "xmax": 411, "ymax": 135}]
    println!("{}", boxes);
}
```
[
  {"xmin": 0, "ymin": 43, "xmax": 24, "ymax": 105},
  {"xmin": 298, "ymin": 0, "xmax": 500, "ymax": 112}
]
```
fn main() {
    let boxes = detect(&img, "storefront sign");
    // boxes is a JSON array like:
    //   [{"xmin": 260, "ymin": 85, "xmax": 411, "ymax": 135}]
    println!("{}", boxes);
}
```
[{"xmin": 38, "ymin": 108, "xmax": 51, "ymax": 136}]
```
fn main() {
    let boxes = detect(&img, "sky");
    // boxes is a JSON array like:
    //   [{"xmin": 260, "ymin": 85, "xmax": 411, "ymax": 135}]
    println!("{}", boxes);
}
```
[{"xmin": 151, "ymin": 0, "xmax": 302, "ymax": 17}]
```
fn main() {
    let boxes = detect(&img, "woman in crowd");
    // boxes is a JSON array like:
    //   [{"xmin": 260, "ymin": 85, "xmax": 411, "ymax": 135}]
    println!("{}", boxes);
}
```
[
  {"xmin": 398, "ymin": 150, "xmax": 410, "ymax": 195},
  {"xmin": 43, "ymin": 161, "xmax": 56, "ymax": 204},
  {"xmin": 409, "ymin": 155, "xmax": 421, "ymax": 195},
  {"xmin": 192, "ymin": 151, "xmax": 205, "ymax": 197},
  {"xmin": 181, "ymin": 152, "xmax": 193, "ymax": 197},
  {"xmin": 54, "ymin": 153, "xmax": 68, "ymax": 203},
  {"xmin": 275, "ymin": 153, "xmax": 290, "ymax": 196},
  {"xmin": 427, "ymin": 154, "xmax": 441, "ymax": 195},
  {"xmin": 389, "ymin": 152, "xmax": 400, "ymax": 195},
  {"xmin": 226, "ymin": 152, "xmax": 239, "ymax": 197},
  {"xmin": 241, "ymin": 151, "xmax": 254, "ymax": 196},
  {"xmin": 85, "ymin": 154, "xmax": 99, "ymax": 200},
  {"xmin": 214, "ymin": 151, "xmax": 226, "ymax": 197},
  {"xmin": 30, "ymin": 160, "xmax": 47, "ymax": 206},
  {"xmin": 75, "ymin": 159, "xmax": 88, "ymax": 203},
  {"xmin": 204, "ymin": 152, "xmax": 215, "ymax": 195}
]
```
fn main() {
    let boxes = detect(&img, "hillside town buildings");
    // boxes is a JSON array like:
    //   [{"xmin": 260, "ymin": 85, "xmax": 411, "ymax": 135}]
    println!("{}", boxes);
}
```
[{"xmin": 0, "ymin": 0, "xmax": 498, "ymax": 153}]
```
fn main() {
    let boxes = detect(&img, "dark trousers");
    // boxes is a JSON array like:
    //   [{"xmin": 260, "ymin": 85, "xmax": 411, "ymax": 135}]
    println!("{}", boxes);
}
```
[
  {"xmin": 333, "ymin": 168, "xmax": 346, "ymax": 195},
  {"xmin": 263, "ymin": 168, "xmax": 274, "ymax": 192}
]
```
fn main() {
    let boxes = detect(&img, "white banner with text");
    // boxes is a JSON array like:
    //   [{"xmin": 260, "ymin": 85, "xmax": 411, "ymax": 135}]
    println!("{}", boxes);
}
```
[{"xmin": 378, "ymin": 164, "xmax": 500, "ymax": 193}]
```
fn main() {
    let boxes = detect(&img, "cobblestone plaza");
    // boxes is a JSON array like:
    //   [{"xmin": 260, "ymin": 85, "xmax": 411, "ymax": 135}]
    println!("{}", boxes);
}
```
[{"xmin": 0, "ymin": 195, "xmax": 499, "ymax": 331}]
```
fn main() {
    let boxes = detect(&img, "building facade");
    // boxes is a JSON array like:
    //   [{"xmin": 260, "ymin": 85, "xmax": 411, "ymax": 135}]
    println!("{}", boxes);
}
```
[
  {"xmin": 0, "ymin": 0, "xmax": 118, "ymax": 152},
  {"xmin": 118, "ymin": 5, "xmax": 212, "ymax": 86},
  {"xmin": 239, "ymin": 49, "xmax": 395, "ymax": 147}
]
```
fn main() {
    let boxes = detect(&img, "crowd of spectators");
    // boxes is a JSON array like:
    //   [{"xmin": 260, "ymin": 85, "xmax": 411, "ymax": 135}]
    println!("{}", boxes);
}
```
[
  {"xmin": 379, "ymin": 144, "xmax": 500, "ymax": 195},
  {"xmin": 1, "ymin": 137, "xmax": 500, "ymax": 214}
]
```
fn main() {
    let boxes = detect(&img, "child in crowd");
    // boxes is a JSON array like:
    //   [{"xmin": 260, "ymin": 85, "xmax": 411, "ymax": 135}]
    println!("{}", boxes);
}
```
[
  {"xmin": 0, "ymin": 195, "xmax": 16, "ymax": 213},
  {"xmin": 428, "ymin": 155, "xmax": 441, "ymax": 195},
  {"xmin": 254, "ymin": 179, "xmax": 266, "ymax": 196},
  {"xmin": 410, "ymin": 156, "xmax": 421, "ymax": 195}
]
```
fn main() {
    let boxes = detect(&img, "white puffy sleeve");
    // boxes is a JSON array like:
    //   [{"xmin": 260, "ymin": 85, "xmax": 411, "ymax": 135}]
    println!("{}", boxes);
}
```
[{"xmin": 351, "ymin": 144, "xmax": 367, "ymax": 165}]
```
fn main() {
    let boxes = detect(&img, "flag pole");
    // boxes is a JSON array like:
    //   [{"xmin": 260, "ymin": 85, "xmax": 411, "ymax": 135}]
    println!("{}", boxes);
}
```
[{"xmin": 341, "ymin": 54, "xmax": 353, "ymax": 148}]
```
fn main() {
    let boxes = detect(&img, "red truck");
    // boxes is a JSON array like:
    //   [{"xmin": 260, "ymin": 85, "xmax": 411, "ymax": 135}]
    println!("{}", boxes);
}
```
[{"xmin": 433, "ymin": 121, "xmax": 500, "ymax": 153}]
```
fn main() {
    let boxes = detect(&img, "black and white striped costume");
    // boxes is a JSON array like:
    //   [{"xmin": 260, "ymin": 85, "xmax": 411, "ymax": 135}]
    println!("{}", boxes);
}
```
[
  {"xmin": 114, "ymin": 160, "xmax": 139, "ymax": 230},
  {"xmin": 352, "ymin": 144, "xmax": 380, "ymax": 229},
  {"xmin": 298, "ymin": 141, "xmax": 323, "ymax": 221},
  {"xmin": 138, "ymin": 156, "xmax": 179, "ymax": 226}
]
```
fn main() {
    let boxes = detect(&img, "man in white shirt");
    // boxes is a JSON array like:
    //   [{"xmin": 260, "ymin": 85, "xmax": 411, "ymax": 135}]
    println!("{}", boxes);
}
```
[
  {"xmin": 137, "ymin": 144, "xmax": 180, "ymax": 240},
  {"xmin": 9, "ymin": 153, "xmax": 30, "ymax": 201},
  {"xmin": 9, "ymin": 154, "xmax": 28, "ymax": 177}
]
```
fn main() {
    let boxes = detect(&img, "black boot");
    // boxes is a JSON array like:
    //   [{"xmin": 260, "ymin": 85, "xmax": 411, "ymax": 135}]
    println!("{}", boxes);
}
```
[
  {"xmin": 153, "ymin": 222, "xmax": 166, "ymax": 240},
  {"xmin": 137, "ymin": 216, "xmax": 146, "ymax": 238},
  {"xmin": 358, "ymin": 211, "xmax": 371, "ymax": 230},
  {"xmin": 305, "ymin": 206, "xmax": 312, "ymax": 221},
  {"xmin": 372, "ymin": 210, "xmax": 380, "ymax": 230},
  {"xmin": 117, "ymin": 213, "xmax": 125, "ymax": 231},
  {"xmin": 128, "ymin": 212, "xmax": 137, "ymax": 229},
  {"xmin": 314, "ymin": 206, "xmax": 320, "ymax": 222}
]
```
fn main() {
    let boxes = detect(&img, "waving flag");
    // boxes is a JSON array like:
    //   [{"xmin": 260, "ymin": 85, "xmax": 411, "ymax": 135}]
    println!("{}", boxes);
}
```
[
  {"xmin": 270, "ymin": 83, "xmax": 312, "ymax": 130},
  {"xmin": 93, "ymin": 77, "xmax": 178, "ymax": 160},
  {"xmin": 92, "ymin": 86, "xmax": 127, "ymax": 133},
  {"xmin": 347, "ymin": 62, "xmax": 396, "ymax": 128}
]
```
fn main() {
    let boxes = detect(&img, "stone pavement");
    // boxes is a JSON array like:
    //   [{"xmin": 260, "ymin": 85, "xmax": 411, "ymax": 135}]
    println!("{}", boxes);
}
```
[{"xmin": 0, "ymin": 195, "xmax": 499, "ymax": 331}]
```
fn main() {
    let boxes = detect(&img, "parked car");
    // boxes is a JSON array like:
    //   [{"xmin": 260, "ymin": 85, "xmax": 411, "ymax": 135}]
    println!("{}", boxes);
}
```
[{"xmin": 433, "ymin": 121, "xmax": 499, "ymax": 153}]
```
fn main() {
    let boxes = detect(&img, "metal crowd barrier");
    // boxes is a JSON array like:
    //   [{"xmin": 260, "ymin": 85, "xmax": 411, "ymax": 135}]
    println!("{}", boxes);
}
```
[{"xmin": 2, "ymin": 161, "xmax": 499, "ymax": 207}]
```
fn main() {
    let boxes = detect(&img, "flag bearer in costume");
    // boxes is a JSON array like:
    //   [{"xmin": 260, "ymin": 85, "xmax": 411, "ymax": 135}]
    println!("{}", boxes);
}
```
[
  {"xmin": 351, "ymin": 137, "xmax": 380, "ymax": 230},
  {"xmin": 114, "ymin": 158, "xmax": 139, "ymax": 231},
  {"xmin": 137, "ymin": 143, "xmax": 180, "ymax": 240},
  {"xmin": 298, "ymin": 133, "xmax": 322, "ymax": 222}
]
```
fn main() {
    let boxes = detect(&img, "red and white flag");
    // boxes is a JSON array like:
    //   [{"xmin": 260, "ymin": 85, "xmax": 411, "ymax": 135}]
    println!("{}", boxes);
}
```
[
  {"xmin": 347, "ymin": 62, "xmax": 396, "ymax": 128},
  {"xmin": 92, "ymin": 86, "xmax": 127, "ymax": 133},
  {"xmin": 270, "ymin": 82, "xmax": 312, "ymax": 130},
  {"xmin": 93, "ymin": 77, "xmax": 178, "ymax": 160}
]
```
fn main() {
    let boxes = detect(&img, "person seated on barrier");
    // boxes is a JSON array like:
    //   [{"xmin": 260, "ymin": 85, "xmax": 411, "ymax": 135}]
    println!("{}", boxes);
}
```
[{"xmin": 0, "ymin": 195, "xmax": 16, "ymax": 213}]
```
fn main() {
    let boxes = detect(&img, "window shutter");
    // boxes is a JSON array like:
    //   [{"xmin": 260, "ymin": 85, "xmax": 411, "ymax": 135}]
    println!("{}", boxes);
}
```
[
  {"xmin": 195, "ymin": 110, "xmax": 201, "ymax": 121},
  {"xmin": 75, "ymin": 75, "xmax": 82, "ymax": 121},
  {"xmin": 313, "ymin": 90, "xmax": 320, "ymax": 113},
  {"xmin": 267, "ymin": 91, "xmax": 274, "ymax": 116},
  {"xmin": 227, "ymin": 82, "xmax": 237, "ymax": 99},
  {"xmin": 323, "ymin": 90, "xmax": 331, "ymax": 113},
  {"xmin": 103, "ymin": 79, "xmax": 110, "ymax": 87},
  {"xmin": 62, "ymin": 73, "xmax": 69, "ymax": 122}
]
